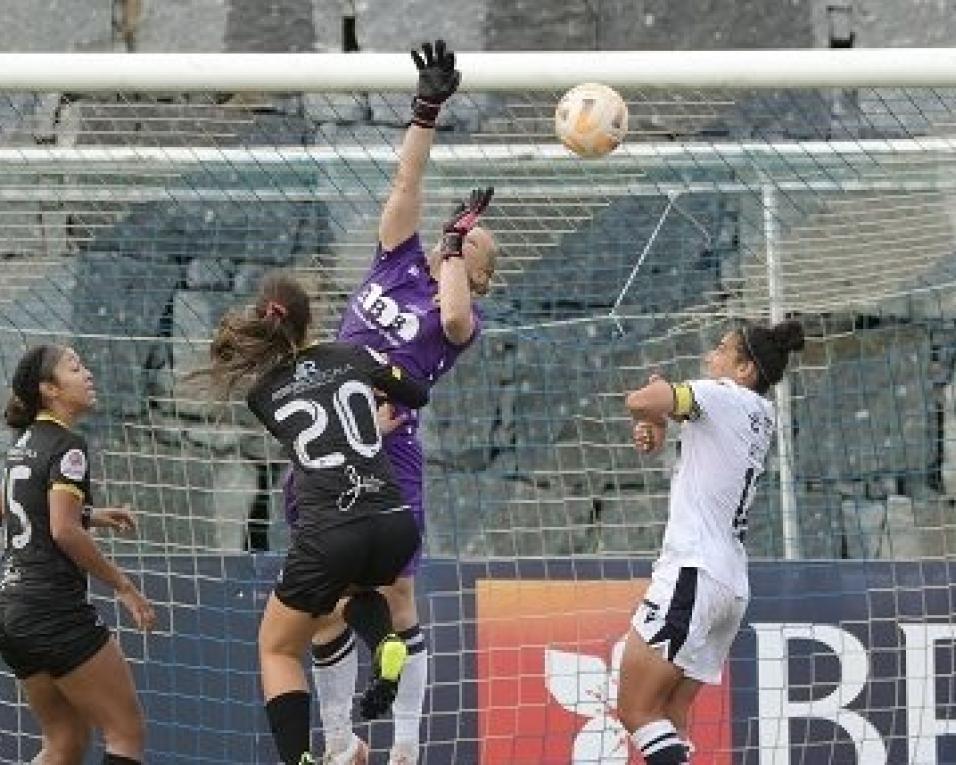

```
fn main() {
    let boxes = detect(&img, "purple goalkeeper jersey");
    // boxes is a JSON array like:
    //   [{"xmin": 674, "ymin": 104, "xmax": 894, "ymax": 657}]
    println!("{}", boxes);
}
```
[{"xmin": 337, "ymin": 232, "xmax": 482, "ymax": 448}]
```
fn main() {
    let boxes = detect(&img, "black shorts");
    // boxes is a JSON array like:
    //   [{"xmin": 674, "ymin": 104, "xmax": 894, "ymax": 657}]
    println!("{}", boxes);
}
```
[
  {"xmin": 275, "ymin": 508, "xmax": 421, "ymax": 616},
  {"xmin": 0, "ymin": 597, "xmax": 111, "ymax": 680}
]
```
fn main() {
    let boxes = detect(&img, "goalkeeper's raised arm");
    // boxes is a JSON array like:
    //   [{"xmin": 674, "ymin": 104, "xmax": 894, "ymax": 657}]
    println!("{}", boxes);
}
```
[{"xmin": 379, "ymin": 39, "xmax": 461, "ymax": 250}]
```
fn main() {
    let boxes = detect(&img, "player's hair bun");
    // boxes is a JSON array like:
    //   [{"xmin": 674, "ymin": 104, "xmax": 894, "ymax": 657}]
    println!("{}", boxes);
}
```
[{"xmin": 771, "ymin": 320, "xmax": 805, "ymax": 353}]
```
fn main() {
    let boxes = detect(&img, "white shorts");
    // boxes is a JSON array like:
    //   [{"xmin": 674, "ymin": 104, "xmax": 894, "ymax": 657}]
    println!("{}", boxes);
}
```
[{"xmin": 631, "ymin": 564, "xmax": 747, "ymax": 685}]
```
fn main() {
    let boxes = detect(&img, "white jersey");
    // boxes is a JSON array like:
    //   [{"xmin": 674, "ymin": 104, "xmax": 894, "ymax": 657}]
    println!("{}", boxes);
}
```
[{"xmin": 657, "ymin": 378, "xmax": 775, "ymax": 597}]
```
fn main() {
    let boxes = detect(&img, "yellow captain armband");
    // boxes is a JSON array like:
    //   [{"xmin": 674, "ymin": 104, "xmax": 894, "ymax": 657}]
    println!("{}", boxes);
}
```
[
  {"xmin": 51, "ymin": 482, "xmax": 85, "ymax": 501},
  {"xmin": 671, "ymin": 382, "xmax": 700, "ymax": 421},
  {"xmin": 390, "ymin": 365, "xmax": 403, "ymax": 380}
]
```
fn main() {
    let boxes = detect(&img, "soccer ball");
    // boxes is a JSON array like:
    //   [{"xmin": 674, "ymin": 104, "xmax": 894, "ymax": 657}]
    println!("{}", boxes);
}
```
[{"xmin": 555, "ymin": 82, "xmax": 628, "ymax": 158}]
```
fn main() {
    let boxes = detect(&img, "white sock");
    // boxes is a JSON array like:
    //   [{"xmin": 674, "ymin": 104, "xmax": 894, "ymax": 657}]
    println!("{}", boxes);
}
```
[
  {"xmin": 632, "ymin": 719, "xmax": 688, "ymax": 764},
  {"xmin": 311, "ymin": 628, "xmax": 358, "ymax": 754},
  {"xmin": 392, "ymin": 625, "xmax": 427, "ymax": 746}
]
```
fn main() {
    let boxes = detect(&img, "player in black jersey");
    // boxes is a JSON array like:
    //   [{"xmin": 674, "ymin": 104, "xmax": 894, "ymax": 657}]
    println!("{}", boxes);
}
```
[
  {"xmin": 199, "ymin": 271, "xmax": 428, "ymax": 765},
  {"xmin": 0, "ymin": 344, "xmax": 155, "ymax": 765}
]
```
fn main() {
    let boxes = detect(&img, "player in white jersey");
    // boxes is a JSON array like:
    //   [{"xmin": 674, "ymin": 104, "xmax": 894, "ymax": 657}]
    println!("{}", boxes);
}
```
[{"xmin": 616, "ymin": 320, "xmax": 804, "ymax": 765}]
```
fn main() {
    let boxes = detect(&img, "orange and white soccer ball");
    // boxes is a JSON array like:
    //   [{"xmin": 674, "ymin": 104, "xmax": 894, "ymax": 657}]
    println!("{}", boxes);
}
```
[{"xmin": 555, "ymin": 82, "xmax": 628, "ymax": 158}]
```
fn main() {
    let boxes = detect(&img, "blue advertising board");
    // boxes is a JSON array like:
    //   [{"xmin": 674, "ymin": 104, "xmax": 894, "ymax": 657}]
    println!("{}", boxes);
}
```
[{"xmin": 0, "ymin": 557, "xmax": 952, "ymax": 764}]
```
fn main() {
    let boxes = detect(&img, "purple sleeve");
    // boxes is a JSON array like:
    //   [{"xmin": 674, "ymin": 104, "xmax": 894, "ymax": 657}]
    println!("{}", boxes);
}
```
[{"xmin": 376, "ymin": 232, "xmax": 424, "ymax": 264}]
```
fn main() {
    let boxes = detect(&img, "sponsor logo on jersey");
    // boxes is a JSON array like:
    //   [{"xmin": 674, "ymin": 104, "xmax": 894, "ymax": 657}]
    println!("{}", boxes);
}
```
[
  {"xmin": 273, "ymin": 364, "xmax": 353, "ymax": 402},
  {"xmin": 356, "ymin": 282, "xmax": 421, "ymax": 343},
  {"xmin": 59, "ymin": 448, "xmax": 87, "ymax": 481},
  {"xmin": 336, "ymin": 464, "xmax": 386, "ymax": 512},
  {"xmin": 294, "ymin": 360, "xmax": 319, "ymax": 381}
]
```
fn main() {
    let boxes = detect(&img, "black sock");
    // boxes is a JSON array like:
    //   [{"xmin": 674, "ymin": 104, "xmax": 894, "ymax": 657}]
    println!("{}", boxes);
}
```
[
  {"xmin": 343, "ymin": 589, "xmax": 392, "ymax": 651},
  {"xmin": 265, "ymin": 690, "xmax": 311, "ymax": 765},
  {"xmin": 103, "ymin": 756, "xmax": 141, "ymax": 765}
]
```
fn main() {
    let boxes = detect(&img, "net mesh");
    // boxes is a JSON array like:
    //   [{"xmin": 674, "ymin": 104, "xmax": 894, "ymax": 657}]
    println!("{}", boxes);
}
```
[{"xmin": 0, "ymin": 84, "xmax": 953, "ymax": 763}]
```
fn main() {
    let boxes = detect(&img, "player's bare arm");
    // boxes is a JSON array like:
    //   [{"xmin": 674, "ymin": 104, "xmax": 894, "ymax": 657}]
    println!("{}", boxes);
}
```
[
  {"xmin": 89, "ymin": 503, "xmax": 137, "ymax": 533},
  {"xmin": 379, "ymin": 40, "xmax": 461, "ymax": 250},
  {"xmin": 438, "ymin": 188, "xmax": 494, "ymax": 345},
  {"xmin": 628, "ymin": 373, "xmax": 670, "ymax": 453},
  {"xmin": 625, "ymin": 378, "xmax": 678, "ymax": 421},
  {"xmin": 49, "ymin": 489, "xmax": 155, "ymax": 630},
  {"xmin": 438, "ymin": 254, "xmax": 475, "ymax": 347}
]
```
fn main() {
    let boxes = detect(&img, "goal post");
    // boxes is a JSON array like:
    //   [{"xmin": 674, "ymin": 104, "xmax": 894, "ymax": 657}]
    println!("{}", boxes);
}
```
[
  {"xmin": 0, "ymin": 50, "xmax": 954, "ymax": 764},
  {"xmin": 2, "ymin": 48, "xmax": 956, "ymax": 90}
]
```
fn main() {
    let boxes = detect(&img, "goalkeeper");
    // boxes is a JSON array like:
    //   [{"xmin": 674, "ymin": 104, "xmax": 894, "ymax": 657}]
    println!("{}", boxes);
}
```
[{"xmin": 284, "ymin": 37, "xmax": 500, "ymax": 765}]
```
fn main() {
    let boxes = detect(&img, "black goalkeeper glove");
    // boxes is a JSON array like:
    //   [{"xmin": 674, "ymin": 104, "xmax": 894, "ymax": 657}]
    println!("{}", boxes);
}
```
[
  {"xmin": 410, "ymin": 39, "xmax": 461, "ymax": 128},
  {"xmin": 440, "ymin": 187, "xmax": 494, "ymax": 260}
]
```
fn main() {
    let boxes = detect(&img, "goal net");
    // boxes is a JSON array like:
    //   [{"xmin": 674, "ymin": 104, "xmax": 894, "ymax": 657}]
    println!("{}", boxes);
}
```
[{"xmin": 0, "ymin": 50, "xmax": 954, "ymax": 764}]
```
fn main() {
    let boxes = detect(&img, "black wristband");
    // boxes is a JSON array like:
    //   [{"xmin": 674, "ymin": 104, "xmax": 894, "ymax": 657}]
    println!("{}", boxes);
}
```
[
  {"xmin": 440, "ymin": 231, "xmax": 464, "ymax": 259},
  {"xmin": 411, "ymin": 96, "xmax": 441, "ymax": 128},
  {"xmin": 81, "ymin": 505, "xmax": 93, "ymax": 529}
]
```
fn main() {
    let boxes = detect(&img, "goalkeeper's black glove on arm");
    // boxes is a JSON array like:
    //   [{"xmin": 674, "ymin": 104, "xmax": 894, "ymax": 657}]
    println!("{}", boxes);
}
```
[
  {"xmin": 440, "ymin": 187, "xmax": 494, "ymax": 260},
  {"xmin": 410, "ymin": 39, "xmax": 461, "ymax": 128}
]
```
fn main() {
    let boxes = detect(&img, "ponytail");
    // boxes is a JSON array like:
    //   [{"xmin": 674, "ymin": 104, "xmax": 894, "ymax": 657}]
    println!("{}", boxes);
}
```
[
  {"xmin": 4, "ymin": 393, "xmax": 35, "ymax": 430},
  {"xmin": 190, "ymin": 271, "xmax": 312, "ymax": 398}
]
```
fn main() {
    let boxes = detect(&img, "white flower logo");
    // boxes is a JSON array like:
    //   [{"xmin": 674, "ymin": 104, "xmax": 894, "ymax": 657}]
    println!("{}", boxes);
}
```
[{"xmin": 544, "ymin": 635, "xmax": 631, "ymax": 764}]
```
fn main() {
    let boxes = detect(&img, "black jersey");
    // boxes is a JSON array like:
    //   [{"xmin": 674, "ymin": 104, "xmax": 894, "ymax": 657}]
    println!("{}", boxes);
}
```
[
  {"xmin": 0, "ymin": 415, "xmax": 92, "ymax": 602},
  {"xmin": 247, "ymin": 342, "xmax": 428, "ymax": 530}
]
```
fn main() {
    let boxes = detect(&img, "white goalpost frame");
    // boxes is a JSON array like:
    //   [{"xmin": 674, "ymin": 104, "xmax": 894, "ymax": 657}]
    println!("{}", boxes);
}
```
[
  {"xmin": 761, "ymin": 182, "xmax": 800, "ymax": 559},
  {"xmin": 1, "ymin": 48, "xmax": 956, "ymax": 91},
  {"xmin": 0, "ymin": 48, "xmax": 953, "ymax": 765}
]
